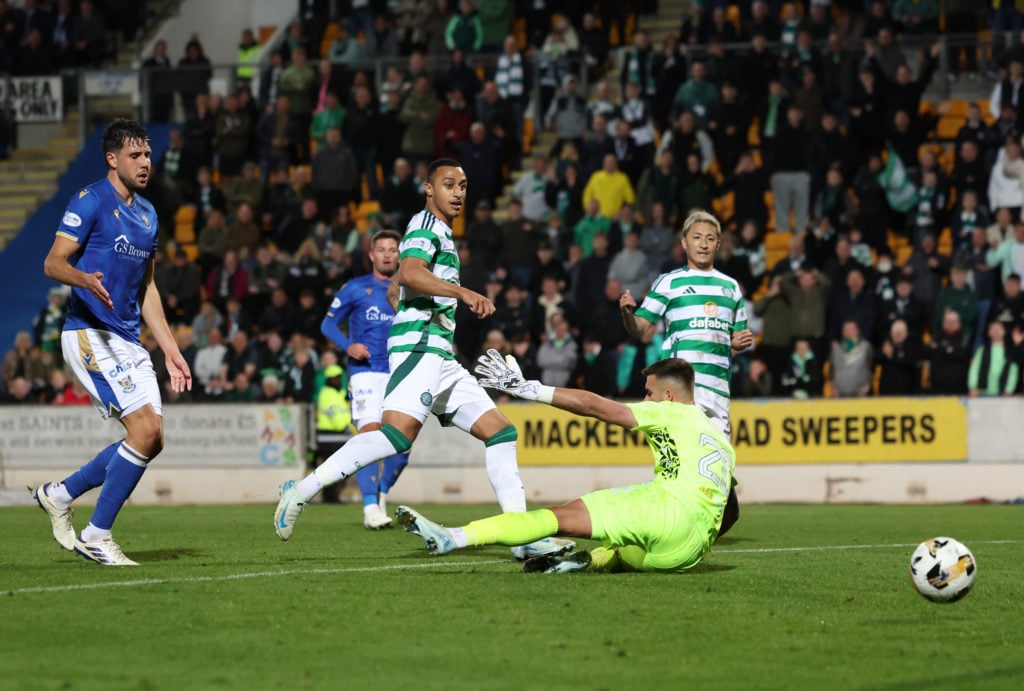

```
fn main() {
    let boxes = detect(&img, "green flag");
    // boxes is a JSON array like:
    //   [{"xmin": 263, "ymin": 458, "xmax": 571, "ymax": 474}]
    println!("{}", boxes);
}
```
[{"xmin": 877, "ymin": 144, "xmax": 917, "ymax": 213}]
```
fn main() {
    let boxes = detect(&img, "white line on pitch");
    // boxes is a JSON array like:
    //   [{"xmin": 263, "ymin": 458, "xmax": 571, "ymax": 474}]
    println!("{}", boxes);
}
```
[
  {"xmin": 715, "ymin": 539, "xmax": 1020, "ymax": 555},
  {"xmin": 4, "ymin": 540, "xmax": 1019, "ymax": 595},
  {"xmin": 2, "ymin": 559, "xmax": 510, "ymax": 595}
]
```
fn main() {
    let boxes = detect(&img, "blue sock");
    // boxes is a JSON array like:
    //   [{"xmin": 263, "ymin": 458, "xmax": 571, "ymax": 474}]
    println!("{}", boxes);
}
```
[
  {"xmin": 63, "ymin": 441, "xmax": 121, "ymax": 499},
  {"xmin": 89, "ymin": 443, "xmax": 149, "ymax": 531},
  {"xmin": 380, "ymin": 452, "xmax": 410, "ymax": 494},
  {"xmin": 357, "ymin": 460, "xmax": 381, "ymax": 507}
]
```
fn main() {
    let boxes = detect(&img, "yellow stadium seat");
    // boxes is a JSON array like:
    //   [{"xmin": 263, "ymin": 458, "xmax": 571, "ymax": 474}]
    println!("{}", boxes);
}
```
[
  {"xmin": 175, "ymin": 223, "xmax": 195, "ymax": 245},
  {"xmin": 355, "ymin": 200, "xmax": 380, "ymax": 220},
  {"xmin": 896, "ymin": 245, "xmax": 913, "ymax": 265},
  {"xmin": 766, "ymin": 231, "xmax": 793, "ymax": 251},
  {"xmin": 452, "ymin": 213, "xmax": 465, "ymax": 238},
  {"xmin": 942, "ymin": 100, "xmax": 969, "ymax": 119},
  {"xmin": 936, "ymin": 117, "xmax": 966, "ymax": 140},
  {"xmin": 181, "ymin": 243, "xmax": 199, "ymax": 262},
  {"xmin": 747, "ymin": 120, "xmax": 761, "ymax": 147},
  {"xmin": 175, "ymin": 203, "xmax": 196, "ymax": 226},
  {"xmin": 727, "ymin": 5, "xmax": 741, "ymax": 32}
]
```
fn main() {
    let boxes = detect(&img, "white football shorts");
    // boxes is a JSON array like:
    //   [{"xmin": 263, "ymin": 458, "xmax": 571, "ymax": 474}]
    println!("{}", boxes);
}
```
[
  {"xmin": 383, "ymin": 352, "xmax": 495, "ymax": 431},
  {"xmin": 62, "ymin": 329, "xmax": 162, "ymax": 420}
]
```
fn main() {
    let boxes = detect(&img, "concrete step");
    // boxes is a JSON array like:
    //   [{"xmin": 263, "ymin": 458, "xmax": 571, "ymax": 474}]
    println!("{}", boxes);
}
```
[
  {"xmin": 0, "ymin": 169, "xmax": 60, "ymax": 183},
  {"xmin": 0, "ymin": 181, "xmax": 55, "ymax": 195},
  {"xmin": 0, "ymin": 207, "xmax": 29, "ymax": 222}
]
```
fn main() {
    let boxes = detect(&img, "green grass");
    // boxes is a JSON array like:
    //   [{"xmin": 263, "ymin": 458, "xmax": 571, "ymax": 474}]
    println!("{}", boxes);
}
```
[{"xmin": 1, "ymin": 503, "xmax": 1022, "ymax": 691}]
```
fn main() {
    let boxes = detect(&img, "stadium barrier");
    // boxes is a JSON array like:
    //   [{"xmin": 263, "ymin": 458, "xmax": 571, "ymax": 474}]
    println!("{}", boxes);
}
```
[{"xmin": 3, "ymin": 398, "xmax": 1023, "ymax": 505}]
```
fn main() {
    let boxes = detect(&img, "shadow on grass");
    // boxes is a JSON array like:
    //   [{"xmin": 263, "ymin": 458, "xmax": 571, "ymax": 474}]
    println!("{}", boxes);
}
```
[
  {"xmin": 128, "ymin": 548, "xmax": 203, "ymax": 562},
  {"xmin": 688, "ymin": 562, "xmax": 737, "ymax": 574},
  {"xmin": 714, "ymin": 536, "xmax": 756, "ymax": 546}
]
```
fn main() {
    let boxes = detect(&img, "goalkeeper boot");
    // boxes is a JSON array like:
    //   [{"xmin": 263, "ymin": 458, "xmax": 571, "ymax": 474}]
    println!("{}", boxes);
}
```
[
  {"xmin": 395, "ymin": 505, "xmax": 455, "ymax": 555},
  {"xmin": 522, "ymin": 550, "xmax": 592, "ymax": 574},
  {"xmin": 510, "ymin": 536, "xmax": 576, "ymax": 561},
  {"xmin": 273, "ymin": 480, "xmax": 306, "ymax": 541},
  {"xmin": 32, "ymin": 483, "xmax": 76, "ymax": 551}
]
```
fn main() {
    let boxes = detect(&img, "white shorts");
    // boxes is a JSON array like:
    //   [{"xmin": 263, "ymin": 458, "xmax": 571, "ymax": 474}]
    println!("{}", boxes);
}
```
[
  {"xmin": 383, "ymin": 352, "xmax": 496, "ymax": 432},
  {"xmin": 62, "ymin": 329, "xmax": 162, "ymax": 420},
  {"xmin": 695, "ymin": 387, "xmax": 730, "ymax": 437},
  {"xmin": 350, "ymin": 371, "xmax": 388, "ymax": 430}
]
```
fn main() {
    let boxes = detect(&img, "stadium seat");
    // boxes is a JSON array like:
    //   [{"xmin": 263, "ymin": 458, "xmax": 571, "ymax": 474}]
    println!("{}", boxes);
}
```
[
  {"xmin": 936, "ymin": 117, "xmax": 966, "ymax": 140},
  {"xmin": 938, "ymin": 227, "xmax": 953, "ymax": 255},
  {"xmin": 896, "ymin": 245, "xmax": 913, "ymax": 265},
  {"xmin": 321, "ymin": 22, "xmax": 339, "ymax": 58},
  {"xmin": 765, "ymin": 231, "xmax": 792, "ymax": 251},
  {"xmin": 941, "ymin": 100, "xmax": 969, "ymax": 119},
  {"xmin": 175, "ymin": 204, "xmax": 197, "ymax": 228}
]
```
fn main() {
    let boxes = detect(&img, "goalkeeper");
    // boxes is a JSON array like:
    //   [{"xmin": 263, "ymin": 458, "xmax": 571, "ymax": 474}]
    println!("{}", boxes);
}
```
[{"xmin": 396, "ymin": 352, "xmax": 738, "ymax": 573}]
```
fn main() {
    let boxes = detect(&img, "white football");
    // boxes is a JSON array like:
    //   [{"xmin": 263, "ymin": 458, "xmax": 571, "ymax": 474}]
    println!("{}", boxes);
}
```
[{"xmin": 909, "ymin": 537, "xmax": 977, "ymax": 603}]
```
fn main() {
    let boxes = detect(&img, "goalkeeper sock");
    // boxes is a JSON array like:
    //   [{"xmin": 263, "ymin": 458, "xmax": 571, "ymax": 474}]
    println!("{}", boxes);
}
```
[
  {"xmin": 484, "ymin": 426, "xmax": 526, "ymax": 514},
  {"xmin": 455, "ymin": 508, "xmax": 559, "ymax": 548},
  {"xmin": 298, "ymin": 426, "xmax": 411, "ymax": 500}
]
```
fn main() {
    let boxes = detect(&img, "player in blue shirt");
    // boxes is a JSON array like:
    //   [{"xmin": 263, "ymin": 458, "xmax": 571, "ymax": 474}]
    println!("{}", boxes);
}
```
[
  {"xmin": 33, "ymin": 119, "xmax": 192, "ymax": 566},
  {"xmin": 321, "ymin": 229, "xmax": 409, "ymax": 529}
]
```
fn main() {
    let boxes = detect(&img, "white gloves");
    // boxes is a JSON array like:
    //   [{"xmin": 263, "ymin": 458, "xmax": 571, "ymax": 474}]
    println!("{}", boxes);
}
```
[{"xmin": 474, "ymin": 349, "xmax": 554, "ymax": 403}]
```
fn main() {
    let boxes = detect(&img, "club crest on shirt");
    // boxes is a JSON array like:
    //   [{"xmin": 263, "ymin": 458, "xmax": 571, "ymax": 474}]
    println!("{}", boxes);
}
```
[
  {"xmin": 141, "ymin": 214, "xmax": 150, "ymax": 227},
  {"xmin": 365, "ymin": 288, "xmax": 373, "ymax": 295}
]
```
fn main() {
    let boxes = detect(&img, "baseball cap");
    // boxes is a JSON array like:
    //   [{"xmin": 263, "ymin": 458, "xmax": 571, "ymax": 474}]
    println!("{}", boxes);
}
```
[{"xmin": 324, "ymin": 364, "xmax": 343, "ymax": 378}]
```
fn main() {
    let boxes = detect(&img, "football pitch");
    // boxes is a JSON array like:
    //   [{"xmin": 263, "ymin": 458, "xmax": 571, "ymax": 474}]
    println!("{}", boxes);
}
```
[{"xmin": 2, "ymin": 503, "xmax": 1022, "ymax": 691}]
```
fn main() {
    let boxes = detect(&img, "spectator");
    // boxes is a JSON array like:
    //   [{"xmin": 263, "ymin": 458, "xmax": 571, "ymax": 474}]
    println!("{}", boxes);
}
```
[
  {"xmin": 905, "ymin": 234, "xmax": 950, "ymax": 319},
  {"xmin": 580, "ymin": 12, "xmax": 610, "ymax": 81},
  {"xmin": 285, "ymin": 239, "xmax": 328, "ymax": 298},
  {"xmin": 530, "ymin": 274, "xmax": 576, "ymax": 338},
  {"xmin": 545, "ymin": 163, "xmax": 585, "ymax": 231},
  {"xmin": 158, "ymin": 248, "xmax": 202, "ymax": 325},
  {"xmin": 177, "ymin": 37, "xmax": 212, "ymax": 115},
  {"xmin": 988, "ymin": 206, "xmax": 1015, "ymax": 246},
  {"xmin": 344, "ymin": 86, "xmax": 382, "ymax": 198},
  {"xmin": 380, "ymin": 158, "xmax": 422, "ymax": 231},
  {"xmin": 608, "ymin": 229, "xmax": 650, "ymax": 300},
  {"xmin": 225, "ymin": 161, "xmax": 264, "ymax": 217},
  {"xmin": 257, "ymin": 95, "xmax": 303, "ymax": 176},
  {"xmin": 444, "ymin": 0, "xmax": 482, "ymax": 53},
  {"xmin": 222, "ymin": 296, "xmax": 253, "ymax": 341},
  {"xmin": 513, "ymin": 154, "xmax": 554, "ymax": 223},
  {"xmin": 544, "ymin": 74, "xmax": 587, "ymax": 154},
  {"xmin": 190, "ymin": 299, "xmax": 224, "ymax": 350},
  {"xmin": 182, "ymin": 93, "xmax": 216, "ymax": 179},
  {"xmin": 2, "ymin": 331, "xmax": 46, "ymax": 394},
  {"xmin": 247, "ymin": 244, "xmax": 289, "ymax": 318},
  {"xmin": 814, "ymin": 168, "xmax": 855, "ymax": 232},
  {"xmin": 782, "ymin": 267, "xmax": 831, "ymax": 360},
  {"xmin": 70, "ymin": 0, "xmax": 106, "ymax": 67},
  {"xmin": 927, "ymin": 309, "xmax": 972, "ymax": 395},
  {"xmin": 733, "ymin": 355, "xmax": 773, "ymax": 399},
  {"xmin": 310, "ymin": 89, "xmax": 345, "ymax": 152},
  {"xmin": 224, "ymin": 203, "xmax": 261, "ymax": 260},
  {"xmin": 50, "ymin": 0, "xmax": 73, "ymax": 67},
  {"xmin": 989, "ymin": 137, "xmax": 1024, "ymax": 219},
  {"xmin": 638, "ymin": 202, "xmax": 674, "ymax": 273},
  {"xmin": 934, "ymin": 265, "xmax": 980, "ymax": 344},
  {"xmin": 574, "ymin": 331, "xmax": 617, "ymax": 396},
  {"xmin": 434, "ymin": 87, "xmax": 472, "ymax": 159},
  {"xmin": 611, "ymin": 119, "xmax": 643, "ymax": 187},
  {"xmin": 829, "ymin": 267, "xmax": 876, "ymax": 345},
  {"xmin": 206, "ymin": 249, "xmax": 249, "ymax": 313},
  {"xmin": 707, "ymin": 81, "xmax": 749, "ymax": 175},
  {"xmin": 583, "ymin": 153, "xmax": 635, "ymax": 220},
  {"xmin": 260, "ymin": 288, "xmax": 296, "ymax": 339},
  {"xmin": 536, "ymin": 312, "xmax": 577, "ymax": 387},
  {"xmin": 194, "ymin": 326, "xmax": 228, "ymax": 392},
  {"xmin": 195, "ymin": 209, "xmax": 227, "ymax": 279},
  {"xmin": 968, "ymin": 320, "xmax": 1020, "ymax": 396},
  {"xmin": 574, "ymin": 232, "xmax": 613, "ymax": 321},
  {"xmin": 0, "ymin": 376, "xmax": 35, "ymax": 404},
  {"xmin": 949, "ymin": 190, "xmax": 989, "ymax": 249},
  {"xmin": 753, "ymin": 275, "xmax": 792, "ymax": 395},
  {"xmin": 311, "ymin": 127, "xmax": 358, "ymax": 222},
  {"xmin": 987, "ymin": 221, "xmax": 1024, "ymax": 282},
  {"xmin": 992, "ymin": 274, "xmax": 1024, "ymax": 329},
  {"xmin": 573, "ymin": 198, "xmax": 612, "ymax": 259},
  {"xmin": 436, "ymin": 48, "xmax": 482, "ymax": 105},
  {"xmin": 366, "ymin": 13, "xmax": 399, "ymax": 59},
  {"xmin": 737, "ymin": 33, "xmax": 779, "ymax": 104},
  {"xmin": 956, "ymin": 227, "xmax": 999, "ymax": 347},
  {"xmin": 671, "ymin": 61, "xmax": 721, "ymax": 127},
  {"xmin": 492, "ymin": 35, "xmax": 527, "ymax": 142},
  {"xmin": 455, "ymin": 121, "xmax": 504, "ymax": 210},
  {"xmin": 499, "ymin": 199, "xmax": 538, "ymax": 288},
  {"xmin": 399, "ymin": 75, "xmax": 442, "ymax": 167},
  {"xmin": 328, "ymin": 20, "xmax": 364, "ymax": 65},
  {"xmin": 32, "ymin": 288, "xmax": 66, "ymax": 356},
  {"xmin": 492, "ymin": 283, "xmax": 531, "ymax": 343},
  {"xmin": 213, "ymin": 94, "xmax": 252, "ymax": 182},
  {"xmin": 829, "ymin": 320, "xmax": 874, "ymax": 398},
  {"xmin": 769, "ymin": 106, "xmax": 812, "ymax": 233},
  {"xmin": 278, "ymin": 197, "xmax": 321, "ymax": 255},
  {"xmin": 952, "ymin": 140, "xmax": 989, "ymax": 201},
  {"xmin": 279, "ymin": 45, "xmax": 316, "ymax": 136},
  {"xmin": 877, "ymin": 319, "xmax": 922, "ymax": 395}
]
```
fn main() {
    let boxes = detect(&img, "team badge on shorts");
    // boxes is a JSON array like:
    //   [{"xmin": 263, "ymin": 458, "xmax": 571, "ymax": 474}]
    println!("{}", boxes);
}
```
[
  {"xmin": 355, "ymin": 398, "xmax": 366, "ymax": 412},
  {"xmin": 420, "ymin": 392, "xmax": 433, "ymax": 406},
  {"xmin": 118, "ymin": 375, "xmax": 136, "ymax": 393}
]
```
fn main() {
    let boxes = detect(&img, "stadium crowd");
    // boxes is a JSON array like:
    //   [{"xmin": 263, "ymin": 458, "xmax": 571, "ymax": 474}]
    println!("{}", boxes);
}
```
[{"xmin": 3, "ymin": 0, "xmax": 1024, "ymax": 408}]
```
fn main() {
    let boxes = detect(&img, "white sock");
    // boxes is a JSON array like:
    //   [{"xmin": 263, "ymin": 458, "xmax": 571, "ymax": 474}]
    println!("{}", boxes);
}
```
[
  {"xmin": 80, "ymin": 522, "xmax": 111, "ymax": 542},
  {"xmin": 50, "ymin": 482, "xmax": 73, "ymax": 508},
  {"xmin": 379, "ymin": 492, "xmax": 388, "ymax": 514},
  {"xmin": 449, "ymin": 527, "xmax": 469, "ymax": 548},
  {"xmin": 363, "ymin": 503, "xmax": 379, "ymax": 515},
  {"xmin": 296, "ymin": 431, "xmax": 399, "ymax": 500},
  {"xmin": 485, "ymin": 440, "xmax": 527, "ymax": 513}
]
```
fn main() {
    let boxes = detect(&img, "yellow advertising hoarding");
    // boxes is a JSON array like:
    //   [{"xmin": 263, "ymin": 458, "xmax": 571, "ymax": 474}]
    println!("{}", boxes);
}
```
[{"xmin": 499, "ymin": 397, "xmax": 968, "ymax": 466}]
